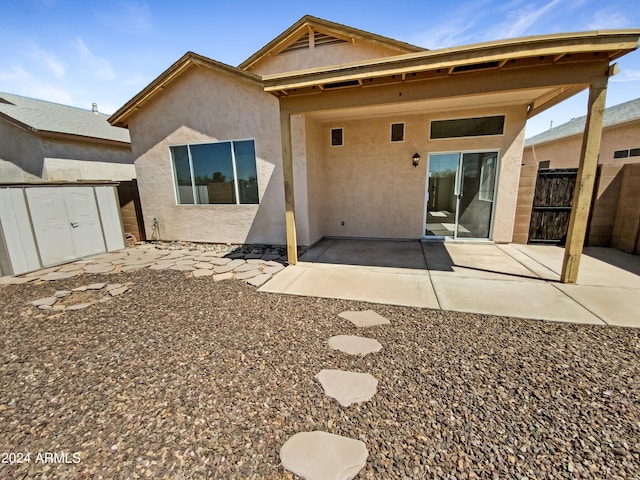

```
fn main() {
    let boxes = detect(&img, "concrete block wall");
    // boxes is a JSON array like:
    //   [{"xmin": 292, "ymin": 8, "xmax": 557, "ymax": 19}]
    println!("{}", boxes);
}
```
[
  {"xmin": 588, "ymin": 164, "xmax": 623, "ymax": 246},
  {"xmin": 611, "ymin": 163, "xmax": 640, "ymax": 254},
  {"xmin": 512, "ymin": 165, "xmax": 537, "ymax": 244}
]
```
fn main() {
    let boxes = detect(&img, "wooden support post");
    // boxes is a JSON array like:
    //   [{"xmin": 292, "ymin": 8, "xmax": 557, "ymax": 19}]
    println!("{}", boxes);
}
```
[
  {"xmin": 560, "ymin": 72, "xmax": 609, "ymax": 283},
  {"xmin": 280, "ymin": 109, "xmax": 298, "ymax": 265}
]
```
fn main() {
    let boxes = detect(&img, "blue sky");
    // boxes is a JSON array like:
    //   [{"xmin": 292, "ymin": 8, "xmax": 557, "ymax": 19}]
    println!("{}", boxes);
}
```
[{"xmin": 1, "ymin": 0, "xmax": 639, "ymax": 137}]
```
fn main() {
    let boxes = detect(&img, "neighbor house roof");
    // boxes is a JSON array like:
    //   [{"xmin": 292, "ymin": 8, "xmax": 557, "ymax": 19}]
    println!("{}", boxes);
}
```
[
  {"xmin": 525, "ymin": 96, "xmax": 640, "ymax": 146},
  {"xmin": 238, "ymin": 15, "xmax": 426, "ymax": 72},
  {"xmin": 0, "ymin": 92, "xmax": 130, "ymax": 144}
]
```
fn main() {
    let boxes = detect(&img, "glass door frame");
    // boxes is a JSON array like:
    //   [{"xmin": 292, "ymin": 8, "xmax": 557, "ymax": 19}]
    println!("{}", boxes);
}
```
[{"xmin": 422, "ymin": 149, "xmax": 501, "ymax": 240}]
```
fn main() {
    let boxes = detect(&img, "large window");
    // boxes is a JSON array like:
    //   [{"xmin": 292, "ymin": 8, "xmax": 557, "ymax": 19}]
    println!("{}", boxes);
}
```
[
  {"xmin": 430, "ymin": 116, "xmax": 505, "ymax": 139},
  {"xmin": 170, "ymin": 140, "xmax": 259, "ymax": 205}
]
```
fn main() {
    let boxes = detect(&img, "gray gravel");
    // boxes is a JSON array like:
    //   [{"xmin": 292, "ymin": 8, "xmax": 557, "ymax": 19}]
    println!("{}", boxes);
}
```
[{"xmin": 0, "ymin": 269, "xmax": 639, "ymax": 479}]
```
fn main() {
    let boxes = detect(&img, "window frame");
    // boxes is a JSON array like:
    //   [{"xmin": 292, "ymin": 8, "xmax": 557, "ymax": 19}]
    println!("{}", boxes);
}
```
[
  {"xmin": 429, "ymin": 115, "xmax": 506, "ymax": 140},
  {"xmin": 169, "ymin": 138, "xmax": 259, "ymax": 206},
  {"xmin": 390, "ymin": 122, "xmax": 405, "ymax": 142},
  {"xmin": 330, "ymin": 127, "xmax": 344, "ymax": 147}
]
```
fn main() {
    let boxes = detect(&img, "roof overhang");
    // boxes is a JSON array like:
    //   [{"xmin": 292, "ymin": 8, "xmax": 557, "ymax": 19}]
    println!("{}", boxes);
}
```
[
  {"xmin": 238, "ymin": 15, "xmax": 425, "ymax": 72},
  {"xmin": 265, "ymin": 30, "xmax": 640, "ymax": 118},
  {"xmin": 109, "ymin": 52, "xmax": 262, "ymax": 128}
]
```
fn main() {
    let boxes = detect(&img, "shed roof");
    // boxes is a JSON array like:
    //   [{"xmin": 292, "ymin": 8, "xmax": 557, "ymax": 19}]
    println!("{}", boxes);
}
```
[
  {"xmin": 525, "ymin": 96, "xmax": 640, "ymax": 146},
  {"xmin": 0, "ymin": 92, "xmax": 130, "ymax": 144}
]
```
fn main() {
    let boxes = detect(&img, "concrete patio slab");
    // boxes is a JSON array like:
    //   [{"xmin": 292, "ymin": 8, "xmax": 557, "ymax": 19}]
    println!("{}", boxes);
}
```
[
  {"xmin": 259, "ymin": 263, "xmax": 439, "ymax": 308},
  {"xmin": 430, "ymin": 275, "xmax": 604, "ymax": 325},
  {"xmin": 555, "ymin": 284, "xmax": 640, "ymax": 328}
]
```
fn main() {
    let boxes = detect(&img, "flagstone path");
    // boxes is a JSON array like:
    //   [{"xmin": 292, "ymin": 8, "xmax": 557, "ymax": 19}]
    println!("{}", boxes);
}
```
[
  {"xmin": 0, "ymin": 244, "xmax": 287, "ymax": 287},
  {"xmin": 280, "ymin": 310, "xmax": 390, "ymax": 480}
]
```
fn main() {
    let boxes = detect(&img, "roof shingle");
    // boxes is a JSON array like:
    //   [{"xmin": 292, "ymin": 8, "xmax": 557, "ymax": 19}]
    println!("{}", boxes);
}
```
[{"xmin": 0, "ymin": 92, "xmax": 130, "ymax": 144}]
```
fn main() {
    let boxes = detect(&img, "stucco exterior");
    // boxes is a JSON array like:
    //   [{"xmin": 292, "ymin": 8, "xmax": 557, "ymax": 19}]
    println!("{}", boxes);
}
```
[
  {"xmin": 248, "ymin": 42, "xmax": 410, "ymax": 76},
  {"xmin": 522, "ymin": 119, "xmax": 640, "ymax": 168},
  {"xmin": 110, "ymin": 17, "xmax": 639, "ymax": 254},
  {"xmin": 127, "ymin": 65, "xmax": 286, "ymax": 244}
]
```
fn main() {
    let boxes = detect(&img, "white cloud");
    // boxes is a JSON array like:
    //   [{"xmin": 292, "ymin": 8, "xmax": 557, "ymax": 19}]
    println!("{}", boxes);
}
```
[
  {"xmin": 97, "ymin": 1, "xmax": 153, "ymax": 33},
  {"xmin": 611, "ymin": 69, "xmax": 640, "ymax": 82},
  {"xmin": 76, "ymin": 37, "xmax": 116, "ymax": 81},
  {"xmin": 0, "ymin": 65, "xmax": 32, "ymax": 83},
  {"xmin": 503, "ymin": 0, "xmax": 563, "ymax": 38},
  {"xmin": 29, "ymin": 45, "xmax": 66, "ymax": 79},
  {"xmin": 587, "ymin": 10, "xmax": 630, "ymax": 30}
]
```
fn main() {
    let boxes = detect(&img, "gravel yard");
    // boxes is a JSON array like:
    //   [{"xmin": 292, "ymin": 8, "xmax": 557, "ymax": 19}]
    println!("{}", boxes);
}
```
[{"xmin": 1, "ymin": 268, "xmax": 639, "ymax": 479}]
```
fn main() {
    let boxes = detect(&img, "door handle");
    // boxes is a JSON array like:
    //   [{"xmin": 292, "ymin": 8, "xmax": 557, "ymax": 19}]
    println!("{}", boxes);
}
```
[{"xmin": 70, "ymin": 222, "xmax": 79, "ymax": 228}]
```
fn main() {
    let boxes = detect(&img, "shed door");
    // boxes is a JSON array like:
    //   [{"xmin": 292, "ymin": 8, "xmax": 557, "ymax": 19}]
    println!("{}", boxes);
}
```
[
  {"xmin": 26, "ymin": 187, "xmax": 106, "ymax": 266},
  {"xmin": 64, "ymin": 187, "xmax": 106, "ymax": 257}
]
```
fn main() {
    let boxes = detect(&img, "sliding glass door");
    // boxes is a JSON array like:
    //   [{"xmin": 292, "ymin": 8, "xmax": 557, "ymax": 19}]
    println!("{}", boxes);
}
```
[{"xmin": 425, "ymin": 151, "xmax": 498, "ymax": 239}]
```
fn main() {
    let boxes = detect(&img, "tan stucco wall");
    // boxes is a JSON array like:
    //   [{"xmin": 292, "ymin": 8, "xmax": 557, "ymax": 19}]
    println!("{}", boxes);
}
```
[
  {"xmin": 0, "ymin": 118, "xmax": 44, "ymax": 181},
  {"xmin": 0, "ymin": 116, "xmax": 133, "ymax": 182},
  {"xmin": 248, "ymin": 42, "xmax": 406, "ymax": 76},
  {"xmin": 522, "ymin": 120, "xmax": 640, "ymax": 168},
  {"xmin": 314, "ymin": 105, "xmax": 527, "ymax": 242},
  {"xmin": 127, "ymin": 65, "xmax": 286, "ymax": 245}
]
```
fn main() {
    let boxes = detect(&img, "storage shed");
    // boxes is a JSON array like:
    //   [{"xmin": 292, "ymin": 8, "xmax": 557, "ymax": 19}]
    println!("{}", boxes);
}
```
[{"xmin": 0, "ymin": 182, "xmax": 126, "ymax": 276}]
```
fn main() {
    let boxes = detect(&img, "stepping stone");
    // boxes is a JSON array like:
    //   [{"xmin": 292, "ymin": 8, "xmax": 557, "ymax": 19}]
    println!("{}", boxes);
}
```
[
  {"xmin": 328, "ymin": 335, "xmax": 382, "ymax": 356},
  {"xmin": 174, "ymin": 259, "xmax": 196, "ymax": 266},
  {"xmin": 87, "ymin": 283, "xmax": 106, "ymax": 290},
  {"xmin": 193, "ymin": 262, "xmax": 214, "ymax": 269},
  {"xmin": 149, "ymin": 261, "xmax": 176, "ymax": 270},
  {"xmin": 1, "ymin": 277, "xmax": 35, "ymax": 285},
  {"xmin": 73, "ymin": 286, "xmax": 88, "ymax": 292},
  {"xmin": 54, "ymin": 290, "xmax": 72, "ymax": 298},
  {"xmin": 209, "ymin": 257, "xmax": 231, "ymax": 266},
  {"xmin": 40, "ymin": 271, "xmax": 78, "ymax": 281},
  {"xmin": 235, "ymin": 270, "xmax": 260, "ymax": 280},
  {"xmin": 192, "ymin": 269, "xmax": 214, "ymax": 278},
  {"xmin": 315, "ymin": 369, "xmax": 378, "ymax": 407},
  {"xmin": 244, "ymin": 253, "xmax": 263, "ymax": 259},
  {"xmin": 32, "ymin": 297, "xmax": 57, "ymax": 307},
  {"xmin": 234, "ymin": 263, "xmax": 261, "ymax": 273},
  {"xmin": 25, "ymin": 266, "xmax": 59, "ymax": 277},
  {"xmin": 170, "ymin": 265, "xmax": 195, "ymax": 271},
  {"xmin": 201, "ymin": 251, "xmax": 224, "ymax": 258},
  {"xmin": 280, "ymin": 431, "xmax": 368, "ymax": 480},
  {"xmin": 38, "ymin": 304, "xmax": 53, "ymax": 311},
  {"xmin": 59, "ymin": 263, "xmax": 85, "ymax": 272},
  {"xmin": 213, "ymin": 264, "xmax": 236, "ymax": 274},
  {"xmin": 248, "ymin": 273, "xmax": 272, "ymax": 287},
  {"xmin": 84, "ymin": 264, "xmax": 116, "ymax": 274},
  {"xmin": 121, "ymin": 264, "xmax": 151, "ymax": 272},
  {"xmin": 261, "ymin": 254, "xmax": 280, "ymax": 261},
  {"xmin": 264, "ymin": 260, "xmax": 284, "ymax": 267},
  {"xmin": 108, "ymin": 286, "xmax": 129, "ymax": 296},
  {"xmin": 226, "ymin": 252, "xmax": 246, "ymax": 259},
  {"xmin": 67, "ymin": 303, "xmax": 92, "ymax": 311},
  {"xmin": 226, "ymin": 259, "xmax": 246, "ymax": 268},
  {"xmin": 246, "ymin": 259, "xmax": 266, "ymax": 265},
  {"xmin": 213, "ymin": 272, "xmax": 234, "ymax": 282},
  {"xmin": 262, "ymin": 265, "xmax": 284, "ymax": 275},
  {"xmin": 338, "ymin": 310, "xmax": 390, "ymax": 328}
]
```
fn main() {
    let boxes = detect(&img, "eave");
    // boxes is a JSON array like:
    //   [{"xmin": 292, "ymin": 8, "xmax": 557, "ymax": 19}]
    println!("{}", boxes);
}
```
[
  {"xmin": 238, "ymin": 15, "xmax": 425, "ymax": 72},
  {"xmin": 263, "ymin": 30, "xmax": 640, "ymax": 117},
  {"xmin": 109, "ymin": 52, "xmax": 263, "ymax": 128}
]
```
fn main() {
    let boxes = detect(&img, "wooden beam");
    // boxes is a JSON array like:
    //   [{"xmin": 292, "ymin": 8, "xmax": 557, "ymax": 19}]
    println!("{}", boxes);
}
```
[
  {"xmin": 560, "ymin": 72, "xmax": 608, "ymax": 283},
  {"xmin": 280, "ymin": 109, "xmax": 298, "ymax": 265}
]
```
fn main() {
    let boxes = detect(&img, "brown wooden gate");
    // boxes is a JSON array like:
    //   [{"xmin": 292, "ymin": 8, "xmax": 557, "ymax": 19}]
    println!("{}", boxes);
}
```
[{"xmin": 528, "ymin": 168, "xmax": 577, "ymax": 244}]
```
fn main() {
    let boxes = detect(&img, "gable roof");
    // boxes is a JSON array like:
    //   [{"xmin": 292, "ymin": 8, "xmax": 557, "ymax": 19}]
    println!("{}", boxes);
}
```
[
  {"xmin": 109, "ymin": 52, "xmax": 262, "ymax": 128},
  {"xmin": 0, "ymin": 92, "xmax": 130, "ymax": 144},
  {"xmin": 525, "ymin": 96, "xmax": 640, "ymax": 146},
  {"xmin": 238, "ymin": 15, "xmax": 426, "ymax": 71}
]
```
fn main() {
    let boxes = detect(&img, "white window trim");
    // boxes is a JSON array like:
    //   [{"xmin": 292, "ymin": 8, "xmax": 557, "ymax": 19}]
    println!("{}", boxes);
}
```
[{"xmin": 169, "ymin": 138, "xmax": 258, "ymax": 206}]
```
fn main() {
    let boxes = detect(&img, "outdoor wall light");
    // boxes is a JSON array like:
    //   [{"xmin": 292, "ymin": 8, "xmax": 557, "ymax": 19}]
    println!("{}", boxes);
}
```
[{"xmin": 412, "ymin": 152, "xmax": 421, "ymax": 167}]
